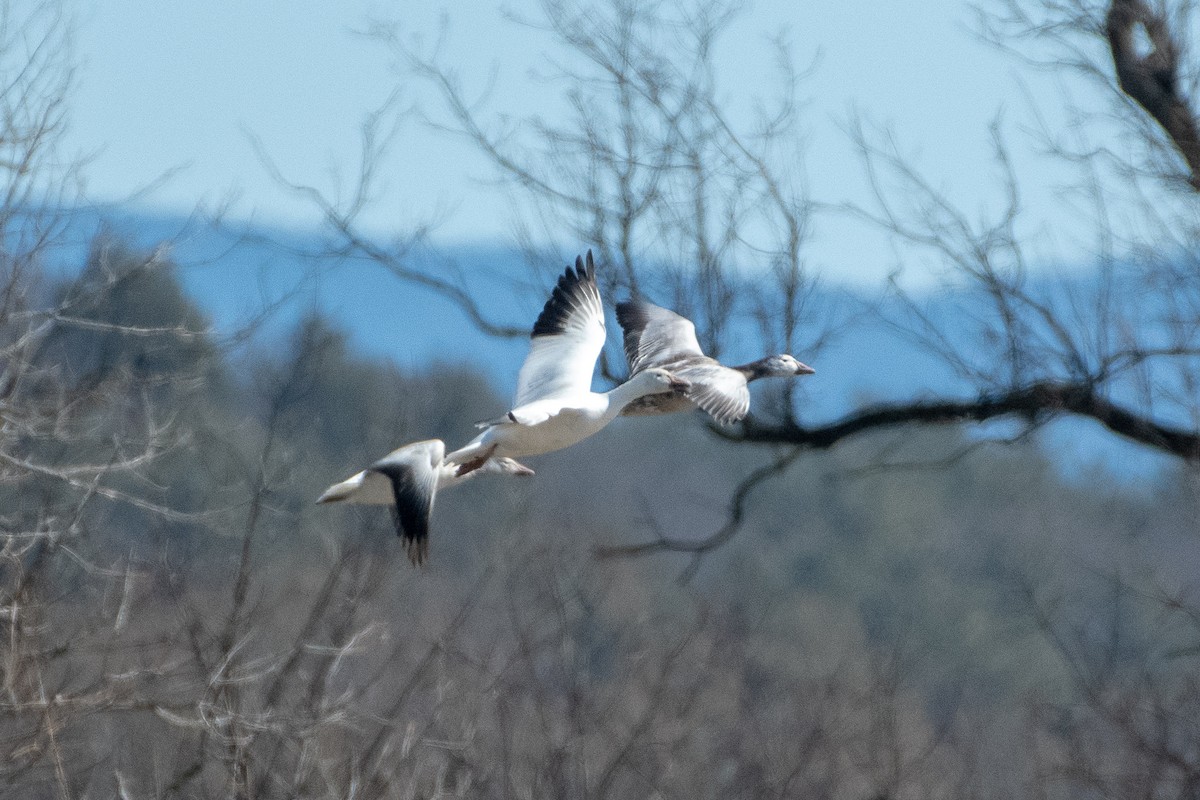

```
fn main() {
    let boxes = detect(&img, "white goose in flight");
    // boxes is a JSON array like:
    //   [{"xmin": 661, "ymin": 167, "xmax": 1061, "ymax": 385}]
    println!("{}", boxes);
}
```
[
  {"xmin": 316, "ymin": 439, "xmax": 534, "ymax": 565},
  {"xmin": 616, "ymin": 300, "xmax": 814, "ymax": 424},
  {"xmin": 446, "ymin": 251, "xmax": 691, "ymax": 475}
]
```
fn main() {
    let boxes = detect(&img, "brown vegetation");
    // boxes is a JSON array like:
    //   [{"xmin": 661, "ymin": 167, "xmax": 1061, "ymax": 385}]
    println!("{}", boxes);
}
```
[{"xmin": 3, "ymin": 0, "xmax": 1200, "ymax": 798}]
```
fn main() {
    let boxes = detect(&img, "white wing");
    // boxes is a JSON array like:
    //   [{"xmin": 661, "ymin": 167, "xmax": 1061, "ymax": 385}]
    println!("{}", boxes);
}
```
[
  {"xmin": 513, "ymin": 252, "xmax": 606, "ymax": 407},
  {"xmin": 674, "ymin": 362, "xmax": 751, "ymax": 424},
  {"xmin": 615, "ymin": 300, "xmax": 705, "ymax": 374},
  {"xmin": 316, "ymin": 470, "xmax": 394, "ymax": 505}
]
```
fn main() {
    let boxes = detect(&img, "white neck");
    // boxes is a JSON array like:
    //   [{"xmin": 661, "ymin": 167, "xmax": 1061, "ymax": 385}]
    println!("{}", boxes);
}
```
[
  {"xmin": 603, "ymin": 373, "xmax": 672, "ymax": 413},
  {"xmin": 437, "ymin": 463, "xmax": 471, "ymax": 490}
]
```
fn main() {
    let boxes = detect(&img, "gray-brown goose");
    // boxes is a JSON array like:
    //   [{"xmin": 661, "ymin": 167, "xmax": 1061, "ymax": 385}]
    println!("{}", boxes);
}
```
[{"xmin": 616, "ymin": 300, "xmax": 814, "ymax": 425}]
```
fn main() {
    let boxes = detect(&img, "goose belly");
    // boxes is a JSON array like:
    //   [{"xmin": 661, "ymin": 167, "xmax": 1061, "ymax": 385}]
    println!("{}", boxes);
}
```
[
  {"xmin": 620, "ymin": 392, "xmax": 693, "ymax": 416},
  {"xmin": 494, "ymin": 407, "xmax": 607, "ymax": 457}
]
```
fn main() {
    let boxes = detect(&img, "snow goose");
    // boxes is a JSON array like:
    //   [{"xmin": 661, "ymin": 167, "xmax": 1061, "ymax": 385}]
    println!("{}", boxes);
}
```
[
  {"xmin": 316, "ymin": 439, "xmax": 534, "ymax": 565},
  {"xmin": 445, "ymin": 251, "xmax": 691, "ymax": 475},
  {"xmin": 616, "ymin": 300, "xmax": 814, "ymax": 424}
]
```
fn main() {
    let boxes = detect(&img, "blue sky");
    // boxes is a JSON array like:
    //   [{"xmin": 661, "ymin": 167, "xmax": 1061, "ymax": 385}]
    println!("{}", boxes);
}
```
[{"xmin": 64, "ymin": 0, "xmax": 1115, "ymax": 285}]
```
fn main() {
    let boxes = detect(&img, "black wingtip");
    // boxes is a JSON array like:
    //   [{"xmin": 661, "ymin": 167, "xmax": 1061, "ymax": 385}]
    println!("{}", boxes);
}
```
[
  {"xmin": 615, "ymin": 299, "xmax": 651, "ymax": 331},
  {"xmin": 405, "ymin": 536, "xmax": 430, "ymax": 567},
  {"xmin": 388, "ymin": 503, "xmax": 429, "ymax": 561},
  {"xmin": 373, "ymin": 462, "xmax": 432, "ymax": 566},
  {"xmin": 530, "ymin": 253, "xmax": 601, "ymax": 338}
]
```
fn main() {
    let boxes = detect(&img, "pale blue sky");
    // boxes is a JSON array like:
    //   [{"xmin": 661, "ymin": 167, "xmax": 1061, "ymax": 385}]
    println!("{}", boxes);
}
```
[{"xmin": 66, "ymin": 1, "xmax": 1109, "ymax": 284}]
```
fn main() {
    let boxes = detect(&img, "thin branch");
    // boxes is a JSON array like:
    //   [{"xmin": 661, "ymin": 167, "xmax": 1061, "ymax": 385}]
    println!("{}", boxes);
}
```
[{"xmin": 594, "ymin": 447, "xmax": 804, "ymax": 579}]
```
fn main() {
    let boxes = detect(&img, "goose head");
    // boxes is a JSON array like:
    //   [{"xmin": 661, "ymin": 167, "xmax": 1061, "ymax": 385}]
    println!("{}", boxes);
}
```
[
  {"xmin": 481, "ymin": 457, "xmax": 536, "ymax": 477},
  {"xmin": 763, "ymin": 354, "xmax": 815, "ymax": 377}
]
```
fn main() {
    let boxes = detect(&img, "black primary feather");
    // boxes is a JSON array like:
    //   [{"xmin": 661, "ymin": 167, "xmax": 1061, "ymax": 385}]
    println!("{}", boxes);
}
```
[
  {"xmin": 370, "ymin": 462, "xmax": 433, "ymax": 565},
  {"xmin": 615, "ymin": 299, "xmax": 706, "ymax": 375},
  {"xmin": 530, "ymin": 250, "xmax": 599, "ymax": 338},
  {"xmin": 615, "ymin": 300, "xmax": 654, "ymax": 370}
]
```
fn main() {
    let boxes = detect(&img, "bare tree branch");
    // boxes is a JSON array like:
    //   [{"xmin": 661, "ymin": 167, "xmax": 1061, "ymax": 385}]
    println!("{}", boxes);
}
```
[
  {"xmin": 724, "ymin": 379, "xmax": 1200, "ymax": 460},
  {"xmin": 1106, "ymin": 0, "xmax": 1200, "ymax": 187}
]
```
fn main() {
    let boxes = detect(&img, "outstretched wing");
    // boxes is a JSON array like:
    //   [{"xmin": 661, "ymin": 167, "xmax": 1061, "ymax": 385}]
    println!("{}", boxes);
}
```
[
  {"xmin": 615, "ymin": 300, "xmax": 705, "ymax": 374},
  {"xmin": 673, "ymin": 362, "xmax": 751, "ymax": 425},
  {"xmin": 616, "ymin": 300, "xmax": 751, "ymax": 424},
  {"xmin": 368, "ymin": 439, "xmax": 444, "ymax": 565},
  {"xmin": 513, "ymin": 251, "xmax": 606, "ymax": 407},
  {"xmin": 315, "ymin": 470, "xmax": 395, "ymax": 505}
]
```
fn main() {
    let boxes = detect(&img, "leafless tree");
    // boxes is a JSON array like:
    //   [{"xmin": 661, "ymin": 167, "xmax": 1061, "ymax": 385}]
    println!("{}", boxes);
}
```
[
  {"xmin": 0, "ymin": 1, "xmax": 194, "ymax": 792},
  {"xmin": 263, "ymin": 7, "xmax": 1200, "ymax": 795},
  {"xmin": 1020, "ymin": 573, "xmax": 1200, "ymax": 798},
  {"xmin": 275, "ymin": 0, "xmax": 1200, "ymax": 568},
  {"xmin": 3, "ymin": 0, "xmax": 1195, "ymax": 795}
]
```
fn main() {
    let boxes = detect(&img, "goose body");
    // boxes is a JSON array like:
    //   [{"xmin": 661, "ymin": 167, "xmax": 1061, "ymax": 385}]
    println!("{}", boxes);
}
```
[
  {"xmin": 616, "ymin": 300, "xmax": 814, "ymax": 424},
  {"xmin": 316, "ymin": 439, "xmax": 533, "ymax": 564},
  {"xmin": 446, "ymin": 252, "xmax": 690, "ymax": 474}
]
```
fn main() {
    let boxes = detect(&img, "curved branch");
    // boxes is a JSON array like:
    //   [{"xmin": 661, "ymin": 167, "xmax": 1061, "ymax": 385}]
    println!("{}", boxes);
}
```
[
  {"xmin": 720, "ymin": 381, "xmax": 1200, "ymax": 461},
  {"xmin": 594, "ymin": 447, "xmax": 804, "ymax": 580},
  {"xmin": 249, "ymin": 129, "xmax": 530, "ymax": 341},
  {"xmin": 323, "ymin": 221, "xmax": 529, "ymax": 340},
  {"xmin": 595, "ymin": 380, "xmax": 1198, "ymax": 568}
]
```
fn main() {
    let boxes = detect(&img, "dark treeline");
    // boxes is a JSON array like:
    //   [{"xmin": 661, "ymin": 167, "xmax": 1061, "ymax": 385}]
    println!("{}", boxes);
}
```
[{"xmin": 3, "ymin": 238, "xmax": 1198, "ymax": 799}]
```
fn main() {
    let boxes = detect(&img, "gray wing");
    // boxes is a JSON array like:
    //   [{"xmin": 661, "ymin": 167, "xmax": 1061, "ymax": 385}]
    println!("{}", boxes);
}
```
[
  {"xmin": 368, "ymin": 440, "xmax": 444, "ymax": 565},
  {"xmin": 674, "ymin": 362, "xmax": 751, "ymax": 425},
  {"xmin": 616, "ymin": 300, "xmax": 750, "ymax": 424},
  {"xmin": 615, "ymin": 300, "xmax": 705, "ymax": 374},
  {"xmin": 513, "ymin": 252, "xmax": 606, "ymax": 407}
]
